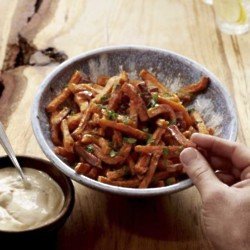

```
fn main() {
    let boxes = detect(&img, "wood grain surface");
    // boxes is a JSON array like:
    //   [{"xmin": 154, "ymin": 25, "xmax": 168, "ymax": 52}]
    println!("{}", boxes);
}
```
[{"xmin": 0, "ymin": 0, "xmax": 249, "ymax": 249}]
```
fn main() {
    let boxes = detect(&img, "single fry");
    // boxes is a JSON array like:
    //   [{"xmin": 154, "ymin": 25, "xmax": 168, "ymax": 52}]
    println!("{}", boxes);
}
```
[
  {"xmin": 191, "ymin": 110, "xmax": 209, "ymax": 134},
  {"xmin": 92, "ymin": 143, "xmax": 132, "ymax": 165},
  {"xmin": 46, "ymin": 88, "xmax": 72, "ymax": 113},
  {"xmin": 139, "ymin": 153, "xmax": 161, "ymax": 188},
  {"xmin": 69, "ymin": 70, "xmax": 90, "ymax": 84},
  {"xmin": 98, "ymin": 119, "xmax": 147, "ymax": 140},
  {"xmin": 94, "ymin": 75, "xmax": 121, "ymax": 103},
  {"xmin": 81, "ymin": 134, "xmax": 110, "ymax": 154},
  {"xmin": 61, "ymin": 119, "xmax": 74, "ymax": 153},
  {"xmin": 54, "ymin": 146, "xmax": 75, "ymax": 162},
  {"xmin": 112, "ymin": 130, "xmax": 123, "ymax": 149},
  {"xmin": 139, "ymin": 69, "xmax": 169, "ymax": 93},
  {"xmin": 135, "ymin": 145, "xmax": 183, "ymax": 156},
  {"xmin": 134, "ymin": 154, "xmax": 151, "ymax": 175},
  {"xmin": 50, "ymin": 107, "xmax": 70, "ymax": 145},
  {"xmin": 106, "ymin": 165, "xmax": 130, "ymax": 180},
  {"xmin": 69, "ymin": 83, "xmax": 99, "ymax": 95},
  {"xmin": 147, "ymin": 104, "xmax": 176, "ymax": 121},
  {"xmin": 122, "ymin": 83, "xmax": 149, "ymax": 122},
  {"xmin": 75, "ymin": 162, "xmax": 92, "ymax": 175},
  {"xmin": 87, "ymin": 167, "xmax": 99, "ymax": 179},
  {"xmin": 167, "ymin": 125, "xmax": 196, "ymax": 147},
  {"xmin": 126, "ymin": 156, "xmax": 136, "ymax": 176},
  {"xmin": 72, "ymin": 104, "xmax": 95, "ymax": 139},
  {"xmin": 158, "ymin": 96, "xmax": 193, "ymax": 126},
  {"xmin": 74, "ymin": 142, "xmax": 102, "ymax": 168},
  {"xmin": 177, "ymin": 76, "xmax": 209, "ymax": 103},
  {"xmin": 98, "ymin": 176, "xmax": 140, "ymax": 188},
  {"xmin": 67, "ymin": 113, "xmax": 82, "ymax": 131},
  {"xmin": 135, "ymin": 127, "xmax": 165, "ymax": 175},
  {"xmin": 96, "ymin": 76, "xmax": 109, "ymax": 86},
  {"xmin": 108, "ymin": 85, "xmax": 123, "ymax": 111}
]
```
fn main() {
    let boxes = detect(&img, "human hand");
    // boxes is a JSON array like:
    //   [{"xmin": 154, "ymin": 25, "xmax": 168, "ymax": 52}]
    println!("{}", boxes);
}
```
[{"xmin": 180, "ymin": 133, "xmax": 250, "ymax": 250}]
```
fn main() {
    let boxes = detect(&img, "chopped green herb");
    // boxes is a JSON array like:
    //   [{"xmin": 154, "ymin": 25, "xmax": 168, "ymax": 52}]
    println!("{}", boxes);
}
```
[
  {"xmin": 122, "ymin": 116, "xmax": 130, "ymax": 125},
  {"xmin": 110, "ymin": 149, "xmax": 117, "ymax": 157},
  {"xmin": 148, "ymin": 93, "xmax": 159, "ymax": 108},
  {"xmin": 163, "ymin": 92, "xmax": 172, "ymax": 98},
  {"xmin": 169, "ymin": 119, "xmax": 176, "ymax": 125},
  {"xmin": 86, "ymin": 144, "xmax": 94, "ymax": 153},
  {"xmin": 163, "ymin": 148, "xmax": 169, "ymax": 156},
  {"xmin": 97, "ymin": 104, "xmax": 107, "ymax": 110},
  {"xmin": 176, "ymin": 146, "xmax": 185, "ymax": 155},
  {"xmin": 165, "ymin": 177, "xmax": 176, "ymax": 186},
  {"xmin": 100, "ymin": 95, "xmax": 108, "ymax": 103},
  {"xmin": 188, "ymin": 108, "xmax": 195, "ymax": 113},
  {"xmin": 195, "ymin": 120, "xmax": 202, "ymax": 124},
  {"xmin": 107, "ymin": 109, "xmax": 118, "ymax": 120},
  {"xmin": 146, "ymin": 133, "xmax": 155, "ymax": 145},
  {"xmin": 152, "ymin": 92, "xmax": 158, "ymax": 102},
  {"xmin": 142, "ymin": 127, "xmax": 149, "ymax": 133},
  {"xmin": 124, "ymin": 137, "xmax": 137, "ymax": 144},
  {"xmin": 69, "ymin": 110, "xmax": 76, "ymax": 115}
]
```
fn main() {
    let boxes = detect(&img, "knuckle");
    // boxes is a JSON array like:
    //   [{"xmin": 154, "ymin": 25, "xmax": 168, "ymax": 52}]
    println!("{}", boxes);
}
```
[{"xmin": 191, "ymin": 164, "xmax": 210, "ymax": 185}]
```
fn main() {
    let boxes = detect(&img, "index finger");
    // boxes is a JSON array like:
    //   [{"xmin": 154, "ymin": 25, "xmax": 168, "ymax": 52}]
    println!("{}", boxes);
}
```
[{"xmin": 191, "ymin": 133, "xmax": 250, "ymax": 170}]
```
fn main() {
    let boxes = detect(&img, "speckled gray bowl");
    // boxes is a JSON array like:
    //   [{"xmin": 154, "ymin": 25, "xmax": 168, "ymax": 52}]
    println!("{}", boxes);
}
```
[{"xmin": 31, "ymin": 45, "xmax": 237, "ymax": 197}]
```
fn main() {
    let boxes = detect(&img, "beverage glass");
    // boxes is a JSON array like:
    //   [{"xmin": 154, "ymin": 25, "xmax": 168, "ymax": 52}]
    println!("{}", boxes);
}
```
[
  {"xmin": 213, "ymin": 0, "xmax": 250, "ymax": 35},
  {"xmin": 203, "ymin": 0, "xmax": 213, "ymax": 5}
]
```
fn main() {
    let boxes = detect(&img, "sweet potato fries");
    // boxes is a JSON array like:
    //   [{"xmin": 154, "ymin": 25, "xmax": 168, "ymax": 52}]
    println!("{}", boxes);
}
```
[{"xmin": 46, "ymin": 69, "xmax": 212, "ymax": 188}]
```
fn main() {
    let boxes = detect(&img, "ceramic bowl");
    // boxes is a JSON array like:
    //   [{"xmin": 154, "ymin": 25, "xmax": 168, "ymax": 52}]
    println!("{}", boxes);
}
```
[
  {"xmin": 0, "ymin": 156, "xmax": 75, "ymax": 237},
  {"xmin": 31, "ymin": 45, "xmax": 237, "ymax": 197}
]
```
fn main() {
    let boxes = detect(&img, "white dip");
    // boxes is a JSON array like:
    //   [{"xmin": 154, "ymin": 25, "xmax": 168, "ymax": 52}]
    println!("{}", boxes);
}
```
[{"xmin": 0, "ymin": 167, "xmax": 64, "ymax": 231}]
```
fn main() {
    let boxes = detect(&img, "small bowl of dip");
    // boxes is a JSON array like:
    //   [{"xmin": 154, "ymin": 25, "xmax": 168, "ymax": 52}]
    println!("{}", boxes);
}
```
[{"xmin": 0, "ymin": 155, "xmax": 74, "ymax": 237}]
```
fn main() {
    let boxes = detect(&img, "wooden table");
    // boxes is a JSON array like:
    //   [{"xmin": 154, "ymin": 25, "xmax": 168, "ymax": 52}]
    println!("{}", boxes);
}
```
[{"xmin": 0, "ymin": 1, "xmax": 249, "ymax": 249}]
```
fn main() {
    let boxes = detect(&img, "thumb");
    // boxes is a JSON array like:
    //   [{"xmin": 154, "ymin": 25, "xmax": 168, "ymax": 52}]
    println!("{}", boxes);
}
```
[{"xmin": 180, "ymin": 147, "xmax": 222, "ymax": 199}]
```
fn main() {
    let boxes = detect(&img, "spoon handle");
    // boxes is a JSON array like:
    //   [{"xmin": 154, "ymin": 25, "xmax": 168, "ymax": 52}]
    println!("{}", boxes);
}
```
[{"xmin": 0, "ymin": 122, "xmax": 26, "ymax": 181}]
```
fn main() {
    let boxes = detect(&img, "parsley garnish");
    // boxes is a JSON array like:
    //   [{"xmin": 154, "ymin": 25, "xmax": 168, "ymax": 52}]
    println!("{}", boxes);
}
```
[
  {"xmin": 169, "ymin": 119, "xmax": 176, "ymax": 125},
  {"xmin": 163, "ymin": 148, "xmax": 169, "ymax": 156},
  {"xmin": 97, "ymin": 104, "xmax": 107, "ymax": 110},
  {"xmin": 124, "ymin": 137, "xmax": 137, "ymax": 144},
  {"xmin": 146, "ymin": 133, "xmax": 155, "ymax": 145},
  {"xmin": 69, "ymin": 110, "xmax": 76, "ymax": 115},
  {"xmin": 100, "ymin": 95, "xmax": 108, "ymax": 103},
  {"xmin": 148, "ymin": 93, "xmax": 158, "ymax": 108},
  {"xmin": 195, "ymin": 120, "xmax": 202, "ymax": 124},
  {"xmin": 122, "ymin": 116, "xmax": 130, "ymax": 125},
  {"xmin": 163, "ymin": 92, "xmax": 172, "ymax": 98},
  {"xmin": 142, "ymin": 127, "xmax": 149, "ymax": 133},
  {"xmin": 110, "ymin": 149, "xmax": 117, "ymax": 157},
  {"xmin": 86, "ymin": 144, "xmax": 94, "ymax": 153},
  {"xmin": 107, "ymin": 109, "xmax": 118, "ymax": 120},
  {"xmin": 188, "ymin": 108, "xmax": 195, "ymax": 113},
  {"xmin": 152, "ymin": 92, "xmax": 158, "ymax": 102},
  {"xmin": 165, "ymin": 177, "xmax": 176, "ymax": 186}
]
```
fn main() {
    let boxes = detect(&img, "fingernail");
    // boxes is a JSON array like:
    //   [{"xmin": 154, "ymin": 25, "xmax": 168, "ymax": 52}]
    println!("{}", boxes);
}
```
[{"xmin": 180, "ymin": 148, "xmax": 198, "ymax": 165}]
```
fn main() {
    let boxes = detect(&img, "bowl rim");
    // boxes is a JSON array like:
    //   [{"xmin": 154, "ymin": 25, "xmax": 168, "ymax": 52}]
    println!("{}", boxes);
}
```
[
  {"xmin": 31, "ymin": 45, "xmax": 238, "ymax": 197},
  {"xmin": 0, "ymin": 155, "xmax": 75, "ymax": 233}
]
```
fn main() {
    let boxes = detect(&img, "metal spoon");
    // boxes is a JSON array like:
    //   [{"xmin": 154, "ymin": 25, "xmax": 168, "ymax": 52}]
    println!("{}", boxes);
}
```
[{"xmin": 0, "ymin": 121, "xmax": 28, "ymax": 183}]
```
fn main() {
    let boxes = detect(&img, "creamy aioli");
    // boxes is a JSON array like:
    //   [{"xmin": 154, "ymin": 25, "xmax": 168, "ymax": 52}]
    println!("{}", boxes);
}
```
[{"xmin": 0, "ymin": 167, "xmax": 64, "ymax": 231}]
